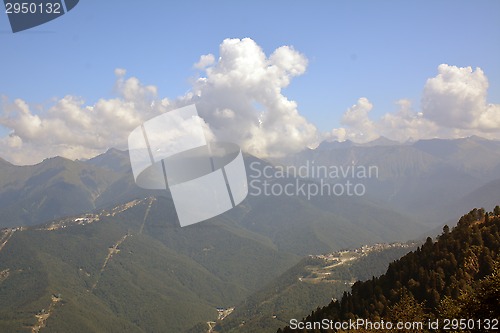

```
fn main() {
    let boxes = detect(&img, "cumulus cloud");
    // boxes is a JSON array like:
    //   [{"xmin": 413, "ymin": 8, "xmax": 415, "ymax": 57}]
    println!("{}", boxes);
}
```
[
  {"xmin": 2, "ymin": 44, "xmax": 500, "ymax": 166},
  {"xmin": 378, "ymin": 99, "xmax": 440, "ymax": 142},
  {"xmin": 422, "ymin": 64, "xmax": 500, "ymax": 131},
  {"xmin": 0, "ymin": 70, "xmax": 173, "ymax": 164},
  {"xmin": 328, "ymin": 64, "xmax": 500, "ymax": 143},
  {"xmin": 0, "ymin": 38, "xmax": 318, "ymax": 164},
  {"xmin": 178, "ymin": 38, "xmax": 319, "ymax": 158},
  {"xmin": 326, "ymin": 97, "xmax": 435, "ymax": 143},
  {"xmin": 193, "ymin": 54, "xmax": 215, "ymax": 70},
  {"xmin": 337, "ymin": 97, "xmax": 377, "ymax": 142}
]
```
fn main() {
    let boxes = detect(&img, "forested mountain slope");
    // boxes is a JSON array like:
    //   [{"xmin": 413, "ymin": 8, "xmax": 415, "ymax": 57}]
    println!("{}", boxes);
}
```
[{"xmin": 280, "ymin": 206, "xmax": 500, "ymax": 332}]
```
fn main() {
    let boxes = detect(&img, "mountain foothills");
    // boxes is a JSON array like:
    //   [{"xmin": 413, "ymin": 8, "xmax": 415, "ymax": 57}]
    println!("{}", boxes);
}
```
[
  {"xmin": 0, "ymin": 195, "xmax": 416, "ymax": 333},
  {"xmin": 0, "ymin": 137, "xmax": 499, "ymax": 332},
  {"xmin": 1, "ymin": 136, "xmax": 499, "ymax": 232},
  {"xmin": 0, "ymin": 142, "xmax": 432, "ymax": 254},
  {"xmin": 0, "ymin": 149, "xmax": 152, "ymax": 227},
  {"xmin": 278, "ymin": 136, "xmax": 500, "ymax": 225},
  {"xmin": 216, "ymin": 242, "xmax": 417, "ymax": 333},
  {"xmin": 0, "ymin": 197, "xmax": 298, "ymax": 332},
  {"xmin": 279, "ymin": 206, "xmax": 500, "ymax": 333}
]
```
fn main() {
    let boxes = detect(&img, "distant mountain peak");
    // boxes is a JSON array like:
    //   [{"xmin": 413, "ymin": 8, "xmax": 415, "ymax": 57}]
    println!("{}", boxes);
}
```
[
  {"xmin": 464, "ymin": 135, "xmax": 488, "ymax": 142},
  {"xmin": 413, "ymin": 135, "xmax": 492, "ymax": 145},
  {"xmin": 316, "ymin": 139, "xmax": 355, "ymax": 150},
  {"xmin": 361, "ymin": 136, "xmax": 400, "ymax": 147},
  {"xmin": 85, "ymin": 147, "xmax": 131, "ymax": 173},
  {"xmin": 315, "ymin": 137, "xmax": 402, "ymax": 150},
  {"xmin": 38, "ymin": 155, "xmax": 76, "ymax": 167},
  {"xmin": 105, "ymin": 147, "xmax": 127, "ymax": 155}
]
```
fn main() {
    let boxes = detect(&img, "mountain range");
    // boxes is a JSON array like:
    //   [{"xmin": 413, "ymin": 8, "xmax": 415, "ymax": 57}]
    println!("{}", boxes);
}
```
[
  {"xmin": 1, "ymin": 136, "xmax": 499, "ymax": 332},
  {"xmin": 3, "ymin": 136, "xmax": 500, "ymax": 232},
  {"xmin": 277, "ymin": 135, "xmax": 500, "ymax": 225}
]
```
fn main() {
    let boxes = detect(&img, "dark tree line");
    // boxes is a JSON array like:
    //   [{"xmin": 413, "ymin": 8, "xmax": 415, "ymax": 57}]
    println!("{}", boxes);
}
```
[{"xmin": 279, "ymin": 206, "xmax": 500, "ymax": 332}]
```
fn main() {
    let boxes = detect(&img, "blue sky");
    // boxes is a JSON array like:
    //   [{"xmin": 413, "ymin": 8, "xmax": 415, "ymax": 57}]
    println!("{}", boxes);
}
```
[{"xmin": 1, "ymin": 0, "xmax": 499, "ymax": 164}]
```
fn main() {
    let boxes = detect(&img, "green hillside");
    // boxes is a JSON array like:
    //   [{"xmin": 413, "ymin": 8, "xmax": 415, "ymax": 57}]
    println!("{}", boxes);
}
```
[
  {"xmin": 0, "ymin": 156, "xmax": 121, "ymax": 227},
  {"xmin": 0, "ymin": 150, "xmax": 425, "ymax": 252},
  {"xmin": 218, "ymin": 243, "xmax": 416, "ymax": 333},
  {"xmin": 279, "ymin": 205, "xmax": 500, "ymax": 332},
  {"xmin": 0, "ymin": 197, "xmax": 298, "ymax": 332}
]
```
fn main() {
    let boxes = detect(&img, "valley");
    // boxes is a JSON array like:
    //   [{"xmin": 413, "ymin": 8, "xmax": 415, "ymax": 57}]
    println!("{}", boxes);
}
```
[
  {"xmin": 279, "ymin": 207, "xmax": 500, "ymax": 333},
  {"xmin": 0, "ymin": 194, "xmax": 421, "ymax": 333},
  {"xmin": 216, "ymin": 241, "xmax": 417, "ymax": 332},
  {"xmin": 0, "ymin": 137, "xmax": 499, "ymax": 332},
  {"xmin": 301, "ymin": 242, "xmax": 417, "ymax": 285}
]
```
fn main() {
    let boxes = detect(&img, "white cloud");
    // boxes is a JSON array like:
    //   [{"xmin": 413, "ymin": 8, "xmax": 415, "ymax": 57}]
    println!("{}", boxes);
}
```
[
  {"xmin": 178, "ymin": 38, "xmax": 319, "ymax": 158},
  {"xmin": 378, "ymin": 99, "xmax": 440, "ymax": 142},
  {"xmin": 328, "ymin": 64, "xmax": 500, "ymax": 143},
  {"xmin": 2, "ymin": 46, "xmax": 500, "ymax": 166},
  {"xmin": 0, "ymin": 38, "xmax": 318, "ymax": 164},
  {"xmin": 0, "ymin": 71, "xmax": 171, "ymax": 164},
  {"xmin": 194, "ymin": 54, "xmax": 215, "ymax": 69},
  {"xmin": 338, "ymin": 97, "xmax": 378, "ymax": 143},
  {"xmin": 422, "ymin": 64, "xmax": 500, "ymax": 130}
]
